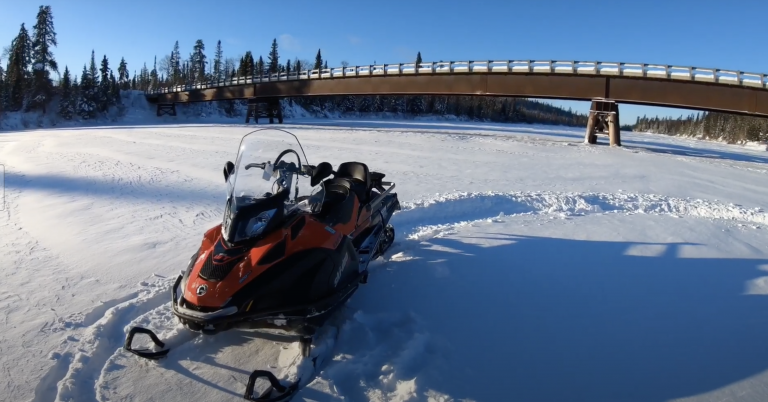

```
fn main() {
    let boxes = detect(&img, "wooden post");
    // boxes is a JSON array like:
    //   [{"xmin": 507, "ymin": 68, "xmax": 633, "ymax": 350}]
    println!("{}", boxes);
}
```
[
  {"xmin": 609, "ymin": 105, "xmax": 621, "ymax": 146},
  {"xmin": 584, "ymin": 111, "xmax": 598, "ymax": 144}
]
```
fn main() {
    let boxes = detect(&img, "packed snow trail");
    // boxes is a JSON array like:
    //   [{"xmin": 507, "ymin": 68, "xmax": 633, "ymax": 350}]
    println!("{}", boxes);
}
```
[{"xmin": 0, "ymin": 119, "xmax": 767, "ymax": 401}]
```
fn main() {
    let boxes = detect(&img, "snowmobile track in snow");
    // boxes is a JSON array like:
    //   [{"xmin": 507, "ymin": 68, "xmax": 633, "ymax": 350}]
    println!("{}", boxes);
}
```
[{"xmin": 40, "ymin": 279, "xmax": 174, "ymax": 402}]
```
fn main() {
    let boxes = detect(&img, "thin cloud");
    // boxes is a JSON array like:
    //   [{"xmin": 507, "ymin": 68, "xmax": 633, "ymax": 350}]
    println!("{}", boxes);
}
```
[
  {"xmin": 348, "ymin": 35, "xmax": 362, "ymax": 45},
  {"xmin": 279, "ymin": 34, "xmax": 301, "ymax": 51}
]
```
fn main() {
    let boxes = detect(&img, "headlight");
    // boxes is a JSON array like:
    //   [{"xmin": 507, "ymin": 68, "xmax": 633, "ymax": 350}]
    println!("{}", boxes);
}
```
[{"xmin": 245, "ymin": 208, "xmax": 277, "ymax": 237}]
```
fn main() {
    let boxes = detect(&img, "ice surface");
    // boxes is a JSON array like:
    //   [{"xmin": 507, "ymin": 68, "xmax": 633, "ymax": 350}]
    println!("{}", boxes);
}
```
[{"xmin": 1, "ymin": 101, "xmax": 768, "ymax": 401}]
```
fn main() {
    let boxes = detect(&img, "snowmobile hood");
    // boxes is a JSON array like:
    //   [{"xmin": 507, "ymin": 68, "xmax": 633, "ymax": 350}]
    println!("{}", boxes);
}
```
[{"xmin": 183, "ymin": 216, "xmax": 343, "ymax": 309}]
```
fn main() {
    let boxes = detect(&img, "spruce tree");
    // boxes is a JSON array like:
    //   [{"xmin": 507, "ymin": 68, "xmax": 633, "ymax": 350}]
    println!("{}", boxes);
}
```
[
  {"xmin": 257, "ymin": 56, "xmax": 265, "ymax": 77},
  {"xmin": 77, "ymin": 64, "xmax": 96, "ymax": 119},
  {"xmin": 150, "ymin": 56, "xmax": 158, "ymax": 89},
  {"xmin": 268, "ymin": 38, "xmax": 279, "ymax": 74},
  {"xmin": 213, "ymin": 40, "xmax": 223, "ymax": 81},
  {"xmin": 28, "ymin": 5, "xmax": 58, "ymax": 113},
  {"xmin": 323, "ymin": 60, "xmax": 328, "ymax": 70},
  {"xmin": 314, "ymin": 49, "xmax": 323, "ymax": 70},
  {"xmin": 117, "ymin": 57, "xmax": 129, "ymax": 90},
  {"xmin": 285, "ymin": 59, "xmax": 292, "ymax": 75},
  {"xmin": 295, "ymin": 59, "xmax": 302, "ymax": 73},
  {"xmin": 58, "ymin": 65, "xmax": 74, "ymax": 120},
  {"xmin": 170, "ymin": 41, "xmax": 181, "ymax": 85},
  {"xmin": 191, "ymin": 39, "xmax": 206, "ymax": 83},
  {"xmin": 6, "ymin": 24, "xmax": 32, "ymax": 111},
  {"xmin": 99, "ymin": 54, "xmax": 112, "ymax": 111},
  {"xmin": 415, "ymin": 51, "xmax": 422, "ymax": 68}
]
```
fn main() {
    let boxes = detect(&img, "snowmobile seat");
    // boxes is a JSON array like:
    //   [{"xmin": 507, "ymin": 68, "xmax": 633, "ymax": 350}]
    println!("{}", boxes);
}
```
[
  {"xmin": 317, "ymin": 179, "xmax": 355, "ymax": 226},
  {"xmin": 335, "ymin": 162, "xmax": 371, "ymax": 205}
]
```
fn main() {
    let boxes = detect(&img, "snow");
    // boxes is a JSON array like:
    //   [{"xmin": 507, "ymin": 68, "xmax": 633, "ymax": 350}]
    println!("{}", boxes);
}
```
[{"xmin": 2, "ymin": 99, "xmax": 768, "ymax": 401}]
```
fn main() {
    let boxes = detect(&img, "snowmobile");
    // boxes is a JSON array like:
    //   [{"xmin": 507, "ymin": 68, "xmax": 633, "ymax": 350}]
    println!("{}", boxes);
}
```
[{"xmin": 124, "ymin": 128, "xmax": 400, "ymax": 400}]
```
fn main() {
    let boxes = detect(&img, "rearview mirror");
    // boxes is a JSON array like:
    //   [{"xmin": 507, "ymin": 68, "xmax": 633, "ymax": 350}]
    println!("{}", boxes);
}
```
[
  {"xmin": 223, "ymin": 161, "xmax": 234, "ymax": 182},
  {"xmin": 311, "ymin": 162, "xmax": 334, "ymax": 186}
]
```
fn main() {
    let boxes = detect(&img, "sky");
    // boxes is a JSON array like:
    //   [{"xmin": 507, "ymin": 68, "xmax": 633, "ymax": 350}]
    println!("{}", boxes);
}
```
[{"xmin": 2, "ymin": 0, "xmax": 767, "ymax": 123}]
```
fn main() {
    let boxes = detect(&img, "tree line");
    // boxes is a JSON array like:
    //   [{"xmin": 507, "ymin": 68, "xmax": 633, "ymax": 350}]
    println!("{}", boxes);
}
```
[
  {"xmin": 633, "ymin": 113, "xmax": 768, "ymax": 144},
  {"xmin": 0, "ymin": 5, "xmax": 594, "ymax": 128}
]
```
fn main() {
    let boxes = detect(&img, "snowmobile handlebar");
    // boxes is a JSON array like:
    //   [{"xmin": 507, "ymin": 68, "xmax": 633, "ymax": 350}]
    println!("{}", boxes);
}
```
[{"xmin": 243, "ymin": 161, "xmax": 316, "ymax": 177}]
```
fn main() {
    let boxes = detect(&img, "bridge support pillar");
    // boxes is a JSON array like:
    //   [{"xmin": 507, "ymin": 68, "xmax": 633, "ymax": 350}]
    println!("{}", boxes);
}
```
[
  {"xmin": 156, "ymin": 103, "xmax": 176, "ymax": 117},
  {"xmin": 246, "ymin": 98, "xmax": 283, "ymax": 124},
  {"xmin": 584, "ymin": 100, "xmax": 621, "ymax": 147}
]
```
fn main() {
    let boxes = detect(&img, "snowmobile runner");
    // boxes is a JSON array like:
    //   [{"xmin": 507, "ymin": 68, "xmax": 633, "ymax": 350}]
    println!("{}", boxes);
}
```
[{"xmin": 124, "ymin": 128, "xmax": 400, "ymax": 400}]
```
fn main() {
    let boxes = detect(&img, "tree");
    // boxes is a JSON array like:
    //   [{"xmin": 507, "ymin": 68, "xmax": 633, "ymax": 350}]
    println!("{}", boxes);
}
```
[
  {"xmin": 6, "ymin": 24, "xmax": 33, "ymax": 111},
  {"xmin": 257, "ymin": 55, "xmax": 265, "ymax": 77},
  {"xmin": 150, "ymin": 56, "xmax": 158, "ymax": 90},
  {"xmin": 99, "ymin": 54, "xmax": 113, "ymax": 111},
  {"xmin": 285, "ymin": 59, "xmax": 292, "ymax": 75},
  {"xmin": 190, "ymin": 39, "xmax": 206, "ymax": 83},
  {"xmin": 77, "ymin": 63, "xmax": 97, "ymax": 119},
  {"xmin": 268, "ymin": 38, "xmax": 279, "ymax": 74},
  {"xmin": 117, "ymin": 57, "xmax": 129, "ymax": 90},
  {"xmin": 169, "ymin": 41, "xmax": 181, "ymax": 85},
  {"xmin": 213, "ymin": 40, "xmax": 223, "ymax": 81},
  {"xmin": 341, "ymin": 60, "xmax": 349, "ymax": 67},
  {"xmin": 58, "ymin": 65, "xmax": 74, "ymax": 119},
  {"xmin": 415, "ymin": 51, "xmax": 422, "ymax": 70},
  {"xmin": 323, "ymin": 60, "xmax": 328, "ymax": 70},
  {"xmin": 28, "ymin": 5, "xmax": 58, "ymax": 113},
  {"xmin": 295, "ymin": 59, "xmax": 302, "ymax": 73},
  {"xmin": 314, "ymin": 49, "xmax": 323, "ymax": 70}
]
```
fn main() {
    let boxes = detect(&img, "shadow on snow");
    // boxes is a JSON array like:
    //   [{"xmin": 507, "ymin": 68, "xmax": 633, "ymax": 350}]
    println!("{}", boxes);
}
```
[{"xmin": 335, "ymin": 233, "xmax": 768, "ymax": 402}]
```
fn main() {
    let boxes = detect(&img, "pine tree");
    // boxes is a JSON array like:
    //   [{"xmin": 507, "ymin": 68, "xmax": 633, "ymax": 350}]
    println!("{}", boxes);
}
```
[
  {"xmin": 285, "ymin": 59, "xmax": 292, "ymax": 75},
  {"xmin": 415, "ymin": 51, "xmax": 422, "ymax": 67},
  {"xmin": 314, "ymin": 49, "xmax": 323, "ymax": 70},
  {"xmin": 28, "ymin": 5, "xmax": 58, "ymax": 113},
  {"xmin": 99, "ymin": 54, "xmax": 112, "ymax": 111},
  {"xmin": 110, "ymin": 70, "xmax": 120, "ymax": 104},
  {"xmin": 295, "ymin": 59, "xmax": 302, "ymax": 73},
  {"xmin": 77, "ymin": 64, "xmax": 96, "ymax": 119},
  {"xmin": 268, "ymin": 38, "xmax": 279, "ymax": 74},
  {"xmin": 190, "ymin": 39, "xmax": 206, "ymax": 83},
  {"xmin": 257, "ymin": 56, "xmax": 265, "ymax": 77},
  {"xmin": 323, "ymin": 60, "xmax": 328, "ymax": 70},
  {"xmin": 117, "ymin": 57, "xmax": 129, "ymax": 90},
  {"xmin": 150, "ymin": 56, "xmax": 158, "ymax": 90},
  {"xmin": 6, "ymin": 23, "xmax": 33, "ymax": 111},
  {"xmin": 58, "ymin": 65, "xmax": 74, "ymax": 119},
  {"xmin": 170, "ymin": 41, "xmax": 181, "ymax": 85},
  {"xmin": 213, "ymin": 40, "xmax": 223, "ymax": 81}
]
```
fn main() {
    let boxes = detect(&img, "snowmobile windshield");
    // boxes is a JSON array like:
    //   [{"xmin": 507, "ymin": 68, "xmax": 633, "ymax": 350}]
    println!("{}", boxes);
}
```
[{"xmin": 223, "ymin": 129, "xmax": 324, "ymax": 243}]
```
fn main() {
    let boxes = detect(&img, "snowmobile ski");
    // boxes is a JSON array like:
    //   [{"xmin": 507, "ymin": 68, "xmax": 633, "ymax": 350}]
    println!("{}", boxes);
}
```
[
  {"xmin": 123, "ymin": 326, "xmax": 170, "ymax": 360},
  {"xmin": 244, "ymin": 370, "xmax": 300, "ymax": 401}
]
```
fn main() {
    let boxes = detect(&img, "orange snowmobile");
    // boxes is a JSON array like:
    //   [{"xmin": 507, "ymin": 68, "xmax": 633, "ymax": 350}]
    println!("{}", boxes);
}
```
[{"xmin": 124, "ymin": 128, "xmax": 400, "ymax": 400}]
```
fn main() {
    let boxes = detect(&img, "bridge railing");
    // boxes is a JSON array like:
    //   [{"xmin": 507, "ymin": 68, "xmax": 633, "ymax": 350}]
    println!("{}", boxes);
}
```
[{"xmin": 145, "ymin": 60, "xmax": 768, "ymax": 94}]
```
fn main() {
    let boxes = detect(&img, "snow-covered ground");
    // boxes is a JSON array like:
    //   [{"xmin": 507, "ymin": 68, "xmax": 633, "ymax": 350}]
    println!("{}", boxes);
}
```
[{"xmin": 1, "ymin": 114, "xmax": 768, "ymax": 402}]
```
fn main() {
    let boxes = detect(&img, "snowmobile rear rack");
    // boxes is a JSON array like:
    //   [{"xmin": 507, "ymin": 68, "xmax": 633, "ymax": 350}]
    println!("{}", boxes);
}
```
[
  {"xmin": 244, "ymin": 370, "xmax": 300, "ymax": 401},
  {"xmin": 124, "ymin": 326, "xmax": 170, "ymax": 360}
]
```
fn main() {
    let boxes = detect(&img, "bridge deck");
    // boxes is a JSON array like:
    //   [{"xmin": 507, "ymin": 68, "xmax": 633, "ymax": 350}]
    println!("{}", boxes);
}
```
[{"xmin": 145, "ymin": 60, "xmax": 768, "ymax": 117}]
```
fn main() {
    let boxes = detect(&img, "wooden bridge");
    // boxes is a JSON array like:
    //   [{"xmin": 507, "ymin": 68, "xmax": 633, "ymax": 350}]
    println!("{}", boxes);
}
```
[{"xmin": 144, "ymin": 60, "xmax": 768, "ymax": 146}]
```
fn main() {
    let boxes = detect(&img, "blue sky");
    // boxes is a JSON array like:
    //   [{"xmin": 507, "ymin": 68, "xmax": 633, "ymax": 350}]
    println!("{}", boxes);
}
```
[{"xmin": 2, "ymin": 0, "xmax": 765, "ymax": 123}]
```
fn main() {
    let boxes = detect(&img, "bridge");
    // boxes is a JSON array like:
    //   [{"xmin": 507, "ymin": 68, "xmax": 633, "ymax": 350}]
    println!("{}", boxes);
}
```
[{"xmin": 144, "ymin": 60, "xmax": 768, "ymax": 146}]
